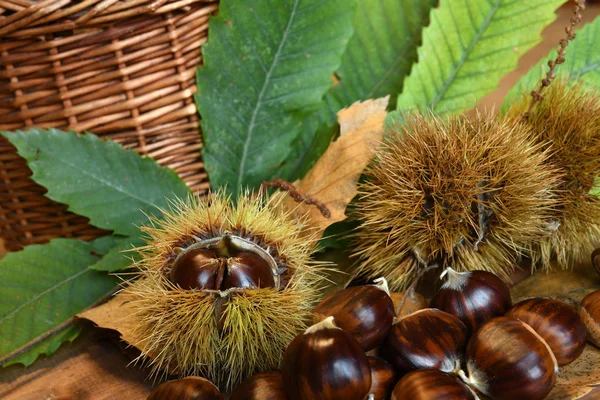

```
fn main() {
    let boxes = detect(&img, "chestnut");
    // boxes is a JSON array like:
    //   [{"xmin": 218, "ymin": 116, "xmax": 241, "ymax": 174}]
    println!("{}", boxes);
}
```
[
  {"xmin": 147, "ymin": 376, "xmax": 223, "ymax": 400},
  {"xmin": 579, "ymin": 289, "xmax": 600, "ymax": 347},
  {"xmin": 312, "ymin": 278, "xmax": 395, "ymax": 351},
  {"xmin": 367, "ymin": 356, "xmax": 396, "ymax": 400},
  {"xmin": 592, "ymin": 248, "xmax": 600, "ymax": 276},
  {"xmin": 281, "ymin": 316, "xmax": 371, "ymax": 400},
  {"xmin": 231, "ymin": 371, "xmax": 287, "ymax": 400},
  {"xmin": 381, "ymin": 308, "xmax": 468, "ymax": 374},
  {"xmin": 170, "ymin": 248, "xmax": 223, "ymax": 290},
  {"xmin": 430, "ymin": 268, "xmax": 512, "ymax": 334},
  {"xmin": 391, "ymin": 369, "xmax": 476, "ymax": 400},
  {"xmin": 390, "ymin": 290, "xmax": 428, "ymax": 317},
  {"xmin": 461, "ymin": 316, "xmax": 557, "ymax": 400},
  {"xmin": 222, "ymin": 251, "xmax": 276, "ymax": 289},
  {"xmin": 506, "ymin": 297, "xmax": 587, "ymax": 365}
]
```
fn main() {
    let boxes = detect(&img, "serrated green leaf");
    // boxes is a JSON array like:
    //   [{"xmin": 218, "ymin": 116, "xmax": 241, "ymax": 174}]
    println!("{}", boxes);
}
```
[
  {"xmin": 280, "ymin": 0, "xmax": 437, "ymax": 181},
  {"xmin": 90, "ymin": 235, "xmax": 122, "ymax": 255},
  {"xmin": 196, "ymin": 0, "xmax": 356, "ymax": 198},
  {"xmin": 1, "ymin": 129, "xmax": 191, "ymax": 236},
  {"xmin": 6, "ymin": 325, "xmax": 81, "ymax": 367},
  {"xmin": 396, "ymin": 0, "xmax": 563, "ymax": 113},
  {"xmin": 89, "ymin": 236, "xmax": 144, "ymax": 272},
  {"xmin": 0, "ymin": 239, "xmax": 118, "ymax": 367},
  {"xmin": 504, "ymin": 15, "xmax": 600, "ymax": 109}
]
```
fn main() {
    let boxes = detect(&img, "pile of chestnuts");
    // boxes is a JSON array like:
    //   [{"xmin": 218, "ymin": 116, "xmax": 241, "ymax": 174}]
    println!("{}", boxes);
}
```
[{"xmin": 146, "ymin": 262, "xmax": 600, "ymax": 400}]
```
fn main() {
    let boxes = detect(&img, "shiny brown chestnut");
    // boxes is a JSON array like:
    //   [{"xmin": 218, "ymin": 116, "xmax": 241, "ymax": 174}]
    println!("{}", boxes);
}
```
[
  {"xmin": 231, "ymin": 371, "xmax": 287, "ymax": 400},
  {"xmin": 367, "ymin": 356, "xmax": 396, "ymax": 400},
  {"xmin": 579, "ymin": 289, "xmax": 600, "ymax": 347},
  {"xmin": 461, "ymin": 316, "xmax": 558, "ymax": 400},
  {"xmin": 506, "ymin": 297, "xmax": 587, "ymax": 365},
  {"xmin": 312, "ymin": 278, "xmax": 395, "ymax": 351},
  {"xmin": 391, "ymin": 369, "xmax": 476, "ymax": 400},
  {"xmin": 170, "ymin": 248, "xmax": 223, "ymax": 290},
  {"xmin": 147, "ymin": 376, "xmax": 223, "ymax": 400},
  {"xmin": 222, "ymin": 251, "xmax": 276, "ymax": 289},
  {"xmin": 592, "ymin": 248, "xmax": 600, "ymax": 277},
  {"xmin": 281, "ymin": 316, "xmax": 371, "ymax": 400},
  {"xmin": 381, "ymin": 308, "xmax": 468, "ymax": 374},
  {"xmin": 430, "ymin": 267, "xmax": 512, "ymax": 334}
]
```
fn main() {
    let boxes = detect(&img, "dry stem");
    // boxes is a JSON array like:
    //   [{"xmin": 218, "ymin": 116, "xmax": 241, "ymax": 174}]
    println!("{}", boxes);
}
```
[
  {"xmin": 524, "ymin": 0, "xmax": 586, "ymax": 118},
  {"xmin": 262, "ymin": 178, "xmax": 331, "ymax": 218}
]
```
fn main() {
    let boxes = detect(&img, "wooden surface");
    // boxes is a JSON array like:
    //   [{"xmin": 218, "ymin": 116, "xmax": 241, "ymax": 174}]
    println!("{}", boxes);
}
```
[{"xmin": 2, "ymin": 2, "xmax": 600, "ymax": 400}]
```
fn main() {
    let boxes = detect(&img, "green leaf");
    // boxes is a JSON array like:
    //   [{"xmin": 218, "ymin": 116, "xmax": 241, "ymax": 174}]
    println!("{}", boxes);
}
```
[
  {"xmin": 591, "ymin": 177, "xmax": 600, "ymax": 197},
  {"xmin": 196, "ymin": 0, "xmax": 356, "ymax": 198},
  {"xmin": 89, "ymin": 236, "xmax": 144, "ymax": 272},
  {"xmin": 1, "ymin": 129, "xmax": 191, "ymax": 236},
  {"xmin": 280, "ymin": 0, "xmax": 437, "ymax": 181},
  {"xmin": 0, "ymin": 239, "xmax": 118, "ymax": 367},
  {"xmin": 504, "ymin": 15, "xmax": 600, "ymax": 109},
  {"xmin": 396, "ymin": 0, "xmax": 564, "ymax": 113}
]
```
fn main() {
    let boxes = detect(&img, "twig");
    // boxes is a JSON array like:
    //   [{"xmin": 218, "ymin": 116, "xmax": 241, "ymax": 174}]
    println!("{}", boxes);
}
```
[
  {"xmin": 523, "ymin": 0, "xmax": 586, "ymax": 118},
  {"xmin": 396, "ymin": 263, "xmax": 439, "ymax": 315},
  {"xmin": 262, "ymin": 178, "xmax": 331, "ymax": 218}
]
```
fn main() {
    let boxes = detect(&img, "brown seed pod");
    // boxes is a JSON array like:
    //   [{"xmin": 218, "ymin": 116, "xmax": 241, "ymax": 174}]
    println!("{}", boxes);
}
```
[
  {"xmin": 231, "ymin": 371, "xmax": 287, "ymax": 400},
  {"xmin": 281, "ymin": 317, "xmax": 371, "ymax": 400},
  {"xmin": 579, "ymin": 289, "xmax": 600, "ymax": 348},
  {"xmin": 352, "ymin": 111, "xmax": 558, "ymax": 290},
  {"xmin": 147, "ymin": 377, "xmax": 223, "ymax": 400},
  {"xmin": 461, "ymin": 316, "xmax": 558, "ymax": 400},
  {"xmin": 125, "ymin": 192, "xmax": 322, "ymax": 391},
  {"xmin": 391, "ymin": 369, "xmax": 476, "ymax": 400},
  {"xmin": 592, "ymin": 248, "xmax": 600, "ymax": 277},
  {"xmin": 430, "ymin": 268, "xmax": 512, "ymax": 334},
  {"xmin": 312, "ymin": 278, "xmax": 395, "ymax": 351},
  {"xmin": 367, "ymin": 356, "xmax": 396, "ymax": 400},
  {"xmin": 506, "ymin": 297, "xmax": 587, "ymax": 366},
  {"xmin": 507, "ymin": 80, "xmax": 600, "ymax": 269},
  {"xmin": 381, "ymin": 308, "xmax": 468, "ymax": 374}
]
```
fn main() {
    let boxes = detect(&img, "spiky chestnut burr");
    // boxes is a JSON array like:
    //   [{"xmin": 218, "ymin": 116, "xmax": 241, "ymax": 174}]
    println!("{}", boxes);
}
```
[
  {"xmin": 352, "ymin": 111, "xmax": 559, "ymax": 290},
  {"xmin": 125, "ymin": 191, "xmax": 322, "ymax": 391},
  {"xmin": 507, "ymin": 80, "xmax": 600, "ymax": 269}
]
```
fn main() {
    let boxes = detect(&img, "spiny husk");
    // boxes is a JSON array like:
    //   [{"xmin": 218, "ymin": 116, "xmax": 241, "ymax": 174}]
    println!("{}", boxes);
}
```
[
  {"xmin": 124, "ymin": 191, "xmax": 322, "ymax": 391},
  {"xmin": 507, "ymin": 80, "xmax": 600, "ymax": 268},
  {"xmin": 352, "ymin": 111, "xmax": 559, "ymax": 290}
]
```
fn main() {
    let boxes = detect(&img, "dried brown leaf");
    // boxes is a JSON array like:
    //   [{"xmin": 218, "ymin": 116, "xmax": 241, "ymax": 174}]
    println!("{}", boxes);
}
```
[
  {"xmin": 510, "ymin": 263, "xmax": 600, "ymax": 399},
  {"xmin": 76, "ymin": 293, "xmax": 141, "ymax": 347},
  {"xmin": 277, "ymin": 96, "xmax": 389, "ymax": 238}
]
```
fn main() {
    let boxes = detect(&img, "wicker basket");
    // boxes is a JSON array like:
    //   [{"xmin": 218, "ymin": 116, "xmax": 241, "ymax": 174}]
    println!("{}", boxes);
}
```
[{"xmin": 0, "ymin": 0, "xmax": 217, "ymax": 251}]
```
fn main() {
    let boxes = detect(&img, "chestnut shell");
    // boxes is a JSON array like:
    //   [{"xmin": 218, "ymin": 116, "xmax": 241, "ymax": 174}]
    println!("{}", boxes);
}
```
[
  {"xmin": 367, "ymin": 356, "xmax": 396, "ymax": 400},
  {"xmin": 281, "ymin": 320, "xmax": 371, "ymax": 400},
  {"xmin": 506, "ymin": 297, "xmax": 587, "ymax": 366},
  {"xmin": 465, "ymin": 316, "xmax": 557, "ymax": 400},
  {"xmin": 579, "ymin": 289, "xmax": 600, "ymax": 348},
  {"xmin": 430, "ymin": 269, "xmax": 512, "ymax": 334},
  {"xmin": 223, "ymin": 251, "xmax": 276, "ymax": 289},
  {"xmin": 391, "ymin": 369, "xmax": 476, "ymax": 400},
  {"xmin": 312, "ymin": 284, "xmax": 395, "ymax": 351},
  {"xmin": 170, "ymin": 248, "xmax": 221, "ymax": 290},
  {"xmin": 381, "ymin": 308, "xmax": 468, "ymax": 373},
  {"xmin": 231, "ymin": 371, "xmax": 287, "ymax": 400},
  {"xmin": 147, "ymin": 377, "xmax": 223, "ymax": 400}
]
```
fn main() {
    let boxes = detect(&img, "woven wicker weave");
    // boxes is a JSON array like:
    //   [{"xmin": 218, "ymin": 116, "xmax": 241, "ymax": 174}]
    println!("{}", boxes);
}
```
[{"xmin": 0, "ymin": 0, "xmax": 217, "ymax": 251}]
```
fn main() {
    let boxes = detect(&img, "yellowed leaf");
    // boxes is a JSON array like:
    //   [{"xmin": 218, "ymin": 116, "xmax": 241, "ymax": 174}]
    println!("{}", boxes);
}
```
[
  {"xmin": 76, "ymin": 292, "xmax": 141, "ymax": 347},
  {"xmin": 277, "ymin": 96, "xmax": 389, "ymax": 238}
]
